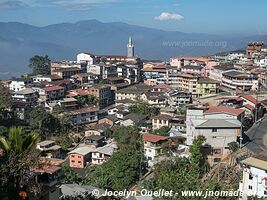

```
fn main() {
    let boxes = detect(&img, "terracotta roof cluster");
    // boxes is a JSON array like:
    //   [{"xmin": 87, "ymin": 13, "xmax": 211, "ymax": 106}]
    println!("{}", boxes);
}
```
[
  {"xmin": 42, "ymin": 86, "xmax": 64, "ymax": 92},
  {"xmin": 205, "ymin": 106, "xmax": 245, "ymax": 116},
  {"xmin": 67, "ymin": 89, "xmax": 90, "ymax": 97},
  {"xmin": 143, "ymin": 133, "xmax": 168, "ymax": 143},
  {"xmin": 240, "ymin": 94, "xmax": 257, "ymax": 104}
]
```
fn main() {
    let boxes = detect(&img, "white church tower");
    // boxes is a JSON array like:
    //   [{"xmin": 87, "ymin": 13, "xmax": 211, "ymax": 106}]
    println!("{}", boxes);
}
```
[{"xmin": 127, "ymin": 37, "xmax": 135, "ymax": 57}]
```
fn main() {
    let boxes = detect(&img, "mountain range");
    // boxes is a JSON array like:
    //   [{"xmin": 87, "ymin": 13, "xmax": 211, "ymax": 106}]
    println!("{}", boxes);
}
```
[{"xmin": 0, "ymin": 19, "xmax": 267, "ymax": 79}]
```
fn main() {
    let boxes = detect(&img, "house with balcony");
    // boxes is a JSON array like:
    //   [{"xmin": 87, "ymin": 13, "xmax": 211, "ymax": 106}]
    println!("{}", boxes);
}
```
[
  {"xmin": 31, "ymin": 157, "xmax": 64, "ymax": 200},
  {"xmin": 186, "ymin": 106, "xmax": 244, "ymax": 165},
  {"xmin": 38, "ymin": 86, "xmax": 65, "ymax": 102},
  {"xmin": 12, "ymin": 88, "xmax": 39, "ymax": 106},
  {"xmin": 167, "ymin": 90, "xmax": 192, "ymax": 108},
  {"xmin": 221, "ymin": 70, "xmax": 259, "ymax": 92},
  {"xmin": 196, "ymin": 77, "xmax": 219, "ymax": 98},
  {"xmin": 91, "ymin": 143, "xmax": 118, "ymax": 165},
  {"xmin": 9, "ymin": 78, "xmax": 32, "ymax": 92},
  {"xmin": 143, "ymin": 133, "xmax": 169, "ymax": 167},
  {"xmin": 239, "ymin": 152, "xmax": 267, "ymax": 199},
  {"xmin": 65, "ymin": 107, "xmax": 99, "ymax": 125},
  {"xmin": 36, "ymin": 140, "xmax": 62, "ymax": 158},
  {"xmin": 152, "ymin": 114, "xmax": 173, "ymax": 130}
]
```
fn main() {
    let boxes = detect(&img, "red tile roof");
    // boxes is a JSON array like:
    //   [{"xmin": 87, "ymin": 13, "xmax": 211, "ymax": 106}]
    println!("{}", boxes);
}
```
[
  {"xmin": 42, "ymin": 86, "xmax": 64, "ymax": 92},
  {"xmin": 67, "ymin": 89, "xmax": 90, "ymax": 96},
  {"xmin": 240, "ymin": 94, "xmax": 257, "ymax": 104},
  {"xmin": 243, "ymin": 104, "xmax": 255, "ymax": 111},
  {"xmin": 143, "ymin": 133, "xmax": 168, "ymax": 143},
  {"xmin": 205, "ymin": 106, "xmax": 245, "ymax": 116}
]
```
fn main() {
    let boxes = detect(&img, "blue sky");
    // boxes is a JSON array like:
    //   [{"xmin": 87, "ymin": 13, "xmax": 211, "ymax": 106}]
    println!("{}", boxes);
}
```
[{"xmin": 0, "ymin": 0, "xmax": 266, "ymax": 35}]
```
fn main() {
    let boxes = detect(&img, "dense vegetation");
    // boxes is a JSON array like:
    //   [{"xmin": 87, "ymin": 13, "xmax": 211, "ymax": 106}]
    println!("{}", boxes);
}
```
[
  {"xmin": 128, "ymin": 103, "xmax": 160, "ymax": 117},
  {"xmin": 28, "ymin": 55, "xmax": 51, "ymax": 75}
]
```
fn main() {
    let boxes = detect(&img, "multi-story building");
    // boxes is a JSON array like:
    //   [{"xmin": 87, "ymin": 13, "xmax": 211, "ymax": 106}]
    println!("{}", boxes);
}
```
[
  {"xmin": 88, "ymin": 64, "xmax": 117, "ymax": 80},
  {"xmin": 196, "ymin": 77, "xmax": 219, "ymax": 98},
  {"xmin": 167, "ymin": 90, "xmax": 192, "ymax": 108},
  {"xmin": 152, "ymin": 114, "xmax": 173, "ymax": 130},
  {"xmin": 140, "ymin": 92, "xmax": 167, "ymax": 107},
  {"xmin": 91, "ymin": 143, "xmax": 118, "ymax": 165},
  {"xmin": 143, "ymin": 133, "xmax": 168, "ymax": 167},
  {"xmin": 181, "ymin": 65, "xmax": 204, "ymax": 75},
  {"xmin": 51, "ymin": 67, "xmax": 82, "ymax": 79},
  {"xmin": 9, "ymin": 78, "xmax": 32, "ymax": 92},
  {"xmin": 68, "ymin": 147, "xmax": 93, "ymax": 168},
  {"xmin": 66, "ymin": 107, "xmax": 99, "ymax": 125},
  {"xmin": 177, "ymin": 73, "xmax": 198, "ymax": 97},
  {"xmin": 246, "ymin": 42, "xmax": 264, "ymax": 58},
  {"xmin": 221, "ymin": 70, "xmax": 259, "ymax": 92},
  {"xmin": 88, "ymin": 84, "xmax": 112, "ymax": 108},
  {"xmin": 36, "ymin": 140, "xmax": 61, "ymax": 158},
  {"xmin": 38, "ymin": 86, "xmax": 65, "ymax": 102},
  {"xmin": 239, "ymin": 152, "xmax": 267, "ymax": 199},
  {"xmin": 77, "ymin": 53, "xmax": 95, "ymax": 66},
  {"xmin": 209, "ymin": 64, "xmax": 234, "ymax": 82},
  {"xmin": 186, "ymin": 106, "xmax": 244, "ymax": 165},
  {"xmin": 12, "ymin": 88, "xmax": 39, "ymax": 106},
  {"xmin": 32, "ymin": 75, "xmax": 61, "ymax": 83},
  {"xmin": 115, "ymin": 84, "xmax": 152, "ymax": 101}
]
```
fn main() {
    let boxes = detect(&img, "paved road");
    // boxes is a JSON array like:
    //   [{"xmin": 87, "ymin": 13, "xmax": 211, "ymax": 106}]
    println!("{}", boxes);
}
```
[{"xmin": 243, "ymin": 116, "xmax": 267, "ymax": 154}]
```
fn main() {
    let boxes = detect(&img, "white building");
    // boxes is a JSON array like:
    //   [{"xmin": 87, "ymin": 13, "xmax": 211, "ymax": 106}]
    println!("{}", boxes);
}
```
[
  {"xmin": 12, "ymin": 88, "xmax": 38, "ymax": 106},
  {"xmin": 77, "ymin": 53, "xmax": 95, "ymax": 66},
  {"xmin": 9, "ymin": 78, "xmax": 32, "ymax": 92},
  {"xmin": 65, "ymin": 107, "xmax": 99, "ymax": 125},
  {"xmin": 91, "ymin": 143, "xmax": 117, "ymax": 165},
  {"xmin": 143, "ymin": 133, "xmax": 168, "ymax": 167},
  {"xmin": 221, "ymin": 70, "xmax": 259, "ymax": 92},
  {"xmin": 239, "ymin": 153, "xmax": 267, "ymax": 199}
]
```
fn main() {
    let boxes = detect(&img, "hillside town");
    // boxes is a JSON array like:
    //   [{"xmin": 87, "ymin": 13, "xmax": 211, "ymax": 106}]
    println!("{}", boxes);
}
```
[{"xmin": 1, "ymin": 38, "xmax": 267, "ymax": 200}]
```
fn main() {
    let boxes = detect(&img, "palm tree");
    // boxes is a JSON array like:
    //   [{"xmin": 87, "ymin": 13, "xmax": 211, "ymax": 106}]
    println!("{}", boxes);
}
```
[
  {"xmin": 0, "ymin": 127, "xmax": 40, "ymax": 200},
  {"xmin": 0, "ymin": 127, "xmax": 39, "ymax": 155}
]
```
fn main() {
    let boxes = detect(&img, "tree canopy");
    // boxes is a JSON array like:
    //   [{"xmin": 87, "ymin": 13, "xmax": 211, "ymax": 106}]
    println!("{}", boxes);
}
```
[
  {"xmin": 28, "ymin": 55, "xmax": 51, "ymax": 75},
  {"xmin": 128, "ymin": 104, "xmax": 160, "ymax": 117},
  {"xmin": 29, "ymin": 107, "xmax": 61, "ymax": 138}
]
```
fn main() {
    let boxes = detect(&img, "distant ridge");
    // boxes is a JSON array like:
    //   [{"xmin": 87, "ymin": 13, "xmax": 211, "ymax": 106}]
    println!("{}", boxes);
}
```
[{"xmin": 0, "ymin": 19, "xmax": 267, "ymax": 78}]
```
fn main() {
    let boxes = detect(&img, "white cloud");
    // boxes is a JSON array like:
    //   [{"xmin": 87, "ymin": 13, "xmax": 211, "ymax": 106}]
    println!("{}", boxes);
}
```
[{"xmin": 155, "ymin": 12, "xmax": 184, "ymax": 21}]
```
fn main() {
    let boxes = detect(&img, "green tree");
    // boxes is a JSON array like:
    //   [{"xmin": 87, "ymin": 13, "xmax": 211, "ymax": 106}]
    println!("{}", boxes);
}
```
[
  {"xmin": 154, "ymin": 126, "xmax": 170, "ymax": 136},
  {"xmin": 227, "ymin": 141, "xmax": 239, "ymax": 153},
  {"xmin": 0, "ymin": 127, "xmax": 40, "ymax": 200},
  {"xmin": 29, "ymin": 107, "xmax": 61, "ymax": 138},
  {"xmin": 128, "ymin": 104, "xmax": 160, "ymax": 117},
  {"xmin": 62, "ymin": 164, "xmax": 82, "ymax": 184},
  {"xmin": 189, "ymin": 135, "xmax": 206, "ymax": 173},
  {"xmin": 28, "ymin": 55, "xmax": 51, "ymax": 75},
  {"xmin": 77, "ymin": 95, "xmax": 98, "ymax": 107},
  {"xmin": 0, "ymin": 83, "xmax": 12, "ymax": 122},
  {"xmin": 85, "ymin": 146, "xmax": 141, "ymax": 191}
]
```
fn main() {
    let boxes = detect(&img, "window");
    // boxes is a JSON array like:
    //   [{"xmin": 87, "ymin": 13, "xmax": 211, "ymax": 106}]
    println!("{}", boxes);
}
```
[
  {"xmin": 213, "ymin": 158, "xmax": 221, "ymax": 162},
  {"xmin": 249, "ymin": 174, "xmax": 253, "ymax": 180},
  {"xmin": 212, "ymin": 128, "xmax": 218, "ymax": 132},
  {"xmin": 212, "ymin": 149, "xmax": 222, "ymax": 155},
  {"xmin": 78, "ymin": 156, "xmax": 81, "ymax": 158},
  {"xmin": 264, "ymin": 191, "xmax": 267, "ymax": 195},
  {"xmin": 248, "ymin": 185, "xmax": 252, "ymax": 190},
  {"xmin": 78, "ymin": 161, "xmax": 81, "ymax": 163},
  {"xmin": 71, "ymin": 160, "xmax": 75, "ymax": 163}
]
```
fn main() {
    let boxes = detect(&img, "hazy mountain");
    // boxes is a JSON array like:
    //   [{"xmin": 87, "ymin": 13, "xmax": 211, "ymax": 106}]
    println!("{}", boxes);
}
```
[{"xmin": 0, "ymin": 19, "xmax": 266, "ymax": 79}]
